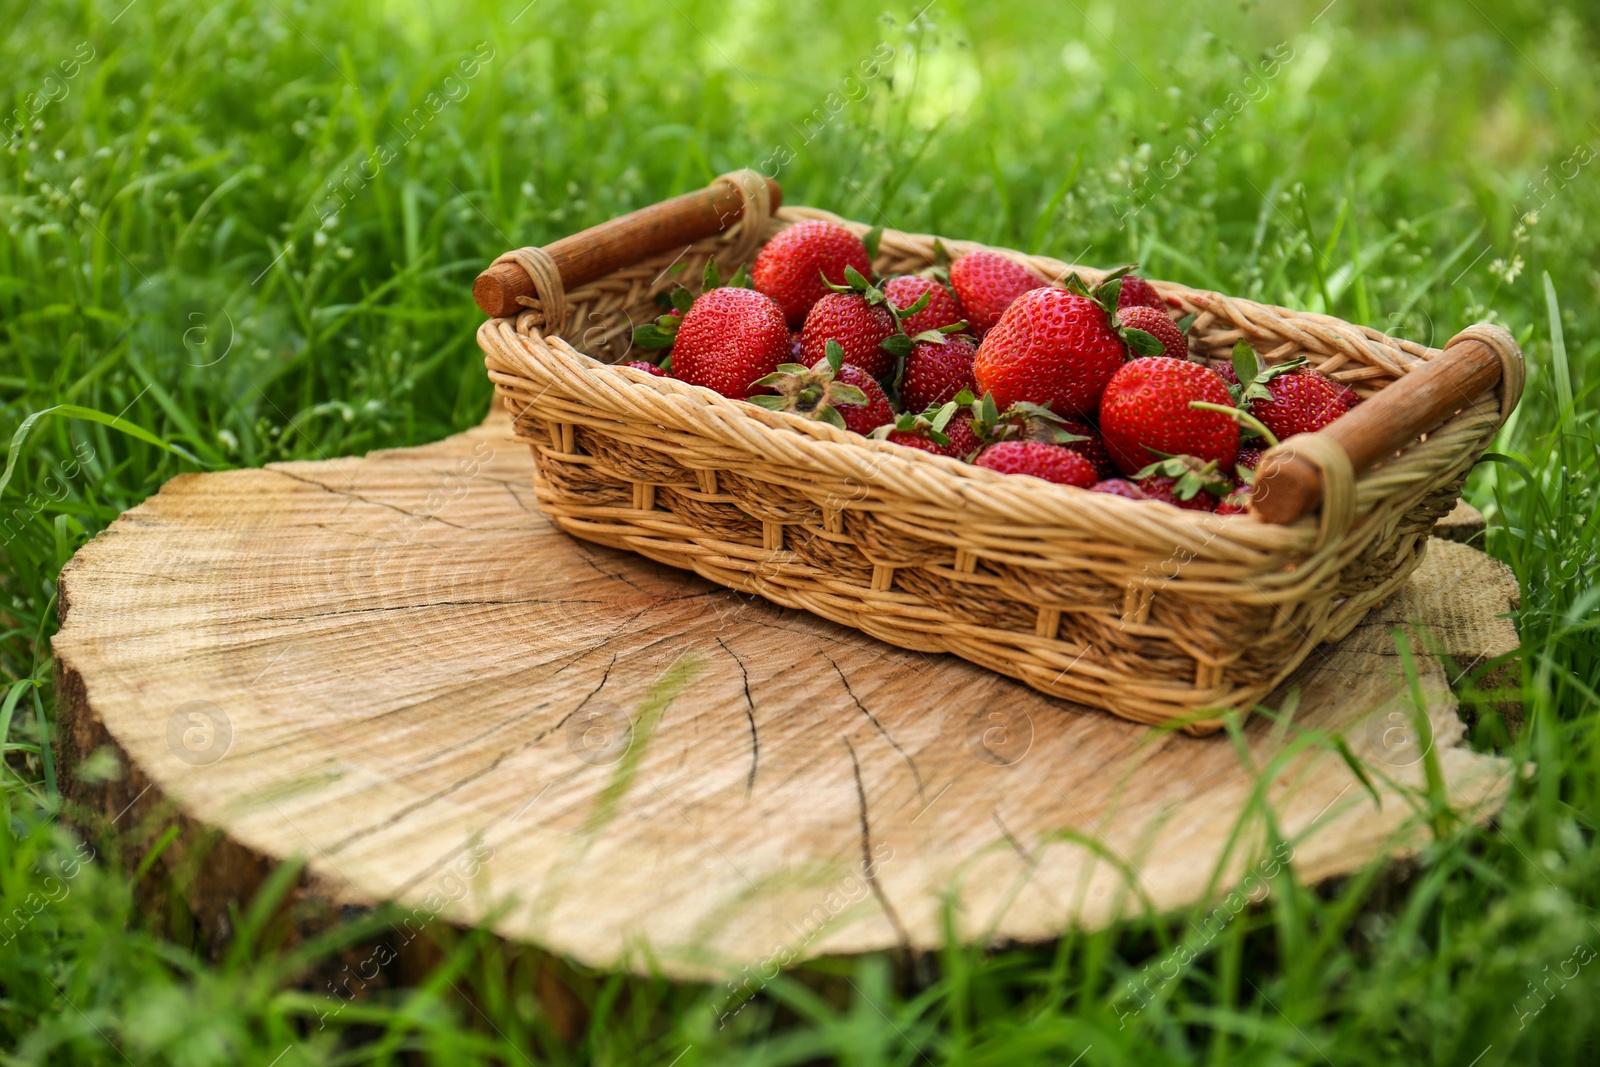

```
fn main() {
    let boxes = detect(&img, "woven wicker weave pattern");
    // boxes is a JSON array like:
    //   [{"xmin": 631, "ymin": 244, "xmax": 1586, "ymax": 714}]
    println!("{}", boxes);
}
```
[{"xmin": 477, "ymin": 204, "xmax": 1512, "ymax": 733}]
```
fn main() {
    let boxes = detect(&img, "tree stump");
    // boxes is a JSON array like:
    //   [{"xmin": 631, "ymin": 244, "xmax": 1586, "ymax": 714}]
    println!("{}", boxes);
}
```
[{"xmin": 54, "ymin": 409, "xmax": 1521, "ymax": 979}]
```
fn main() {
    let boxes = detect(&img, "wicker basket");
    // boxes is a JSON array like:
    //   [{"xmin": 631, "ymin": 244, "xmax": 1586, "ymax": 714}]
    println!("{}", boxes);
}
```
[{"xmin": 476, "ymin": 170, "xmax": 1523, "ymax": 733}]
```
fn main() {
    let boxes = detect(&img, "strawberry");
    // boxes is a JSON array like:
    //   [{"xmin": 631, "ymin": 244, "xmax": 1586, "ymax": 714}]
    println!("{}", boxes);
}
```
[
  {"xmin": 1131, "ymin": 455, "xmax": 1234, "ymax": 511},
  {"xmin": 968, "ymin": 394, "xmax": 1115, "ymax": 479},
  {"xmin": 973, "ymin": 283, "xmax": 1134, "ymax": 417},
  {"xmin": 1219, "ymin": 447, "xmax": 1260, "ymax": 515},
  {"xmin": 949, "ymin": 251, "xmax": 1048, "ymax": 334},
  {"xmin": 1117, "ymin": 274, "xmax": 1166, "ymax": 311},
  {"xmin": 753, "ymin": 219, "xmax": 873, "ymax": 327},
  {"xmin": 799, "ymin": 265, "xmax": 943, "ymax": 381},
  {"xmin": 1214, "ymin": 484, "xmax": 1253, "ymax": 516},
  {"xmin": 1137, "ymin": 477, "xmax": 1220, "ymax": 511},
  {"xmin": 901, "ymin": 334, "xmax": 979, "ymax": 411},
  {"xmin": 1116, "ymin": 305, "xmax": 1188, "ymax": 361},
  {"xmin": 663, "ymin": 275, "xmax": 788, "ymax": 399},
  {"xmin": 800, "ymin": 291, "xmax": 899, "ymax": 379},
  {"xmin": 1060, "ymin": 419, "xmax": 1118, "ymax": 480},
  {"xmin": 750, "ymin": 341, "xmax": 894, "ymax": 436},
  {"xmin": 1098, "ymin": 357, "xmax": 1240, "ymax": 475},
  {"xmin": 1250, "ymin": 371, "xmax": 1359, "ymax": 440},
  {"xmin": 1225, "ymin": 342, "xmax": 1360, "ymax": 440},
  {"xmin": 1090, "ymin": 478, "xmax": 1150, "ymax": 500},
  {"xmin": 873, "ymin": 401, "xmax": 983, "ymax": 460},
  {"xmin": 895, "ymin": 416, "xmax": 983, "ymax": 460},
  {"xmin": 974, "ymin": 440, "xmax": 1098, "ymax": 487},
  {"xmin": 822, "ymin": 362, "xmax": 895, "ymax": 435},
  {"xmin": 884, "ymin": 275, "xmax": 967, "ymax": 337},
  {"xmin": 622, "ymin": 361, "xmax": 667, "ymax": 377},
  {"xmin": 631, "ymin": 303, "xmax": 688, "ymax": 353}
]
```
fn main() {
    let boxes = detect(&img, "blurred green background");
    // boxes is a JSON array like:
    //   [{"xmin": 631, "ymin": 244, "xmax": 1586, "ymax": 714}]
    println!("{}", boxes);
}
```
[{"xmin": 3, "ymin": 0, "xmax": 1598, "ymax": 1063}]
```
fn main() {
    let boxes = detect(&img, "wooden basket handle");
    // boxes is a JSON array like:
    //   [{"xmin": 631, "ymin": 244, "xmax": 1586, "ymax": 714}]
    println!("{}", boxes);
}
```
[
  {"xmin": 473, "ymin": 172, "xmax": 783, "ymax": 318},
  {"xmin": 1251, "ymin": 325, "xmax": 1524, "ymax": 525}
]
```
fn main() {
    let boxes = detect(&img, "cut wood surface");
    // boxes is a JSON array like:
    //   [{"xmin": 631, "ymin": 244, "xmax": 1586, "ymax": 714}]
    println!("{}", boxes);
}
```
[
  {"xmin": 1434, "ymin": 498, "xmax": 1487, "ymax": 543},
  {"xmin": 54, "ymin": 408, "xmax": 1522, "ymax": 979}
]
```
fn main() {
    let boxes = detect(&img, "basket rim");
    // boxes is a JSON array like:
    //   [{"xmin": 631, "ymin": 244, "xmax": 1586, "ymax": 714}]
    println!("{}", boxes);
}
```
[{"xmin": 479, "ymin": 208, "xmax": 1504, "ymax": 561}]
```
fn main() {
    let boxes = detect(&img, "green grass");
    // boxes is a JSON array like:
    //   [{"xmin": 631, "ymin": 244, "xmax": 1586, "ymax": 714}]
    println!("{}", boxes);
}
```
[{"xmin": 3, "ymin": 0, "xmax": 1600, "ymax": 1062}]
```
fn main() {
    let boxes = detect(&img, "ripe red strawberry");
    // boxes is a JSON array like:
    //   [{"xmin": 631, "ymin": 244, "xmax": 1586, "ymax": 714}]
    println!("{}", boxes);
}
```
[
  {"xmin": 1131, "ymin": 455, "xmax": 1234, "ymax": 511},
  {"xmin": 884, "ymin": 275, "xmax": 967, "ymax": 337},
  {"xmin": 1090, "ymin": 478, "xmax": 1150, "ymax": 500},
  {"xmin": 788, "ymin": 331, "xmax": 804, "ymax": 361},
  {"xmin": 669, "ymin": 287, "xmax": 789, "ymax": 399},
  {"xmin": 1099, "ymin": 357, "xmax": 1240, "ymax": 474},
  {"xmin": 1117, "ymin": 274, "xmax": 1165, "ymax": 311},
  {"xmin": 753, "ymin": 220, "xmax": 873, "ymax": 327},
  {"xmin": 800, "ymin": 292, "xmax": 899, "ymax": 379},
  {"xmin": 1249, "ymin": 371, "xmax": 1360, "ymax": 440},
  {"xmin": 750, "ymin": 341, "xmax": 894, "ymax": 436},
  {"xmin": 622, "ymin": 361, "xmax": 667, "ymax": 377},
  {"xmin": 902, "ymin": 334, "xmax": 978, "ymax": 411},
  {"xmin": 877, "ymin": 411, "xmax": 983, "ymax": 460},
  {"xmin": 1214, "ymin": 484, "xmax": 1253, "ymax": 516},
  {"xmin": 1235, "ymin": 446, "xmax": 1265, "ymax": 471},
  {"xmin": 1116, "ymin": 305, "xmax": 1187, "ymax": 361},
  {"xmin": 1223, "ymin": 344, "xmax": 1360, "ymax": 441},
  {"xmin": 973, "ymin": 287, "xmax": 1128, "ymax": 416},
  {"xmin": 973, "ymin": 441, "xmax": 1098, "ymax": 488},
  {"xmin": 825, "ymin": 363, "xmax": 895, "ymax": 435},
  {"xmin": 1137, "ymin": 476, "xmax": 1220, "ymax": 511},
  {"xmin": 1059, "ymin": 419, "xmax": 1118, "ymax": 480},
  {"xmin": 970, "ymin": 394, "xmax": 1094, "ymax": 457},
  {"xmin": 896, "ymin": 415, "xmax": 979, "ymax": 460},
  {"xmin": 949, "ymin": 251, "xmax": 1047, "ymax": 334}
]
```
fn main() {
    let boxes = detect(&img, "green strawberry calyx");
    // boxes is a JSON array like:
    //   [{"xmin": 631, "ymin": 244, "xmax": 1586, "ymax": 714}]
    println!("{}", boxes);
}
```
[
  {"xmin": 748, "ymin": 339, "xmax": 870, "ymax": 431},
  {"xmin": 1219, "ymin": 485, "xmax": 1254, "ymax": 511},
  {"xmin": 631, "ymin": 306, "xmax": 685, "ymax": 350},
  {"xmin": 1060, "ymin": 264, "xmax": 1165, "ymax": 358},
  {"xmin": 631, "ymin": 260, "xmax": 751, "ymax": 350},
  {"xmin": 903, "ymin": 322, "xmax": 969, "ymax": 347},
  {"xmin": 969, "ymin": 393, "xmax": 1089, "ymax": 446},
  {"xmin": 704, "ymin": 258, "xmax": 753, "ymax": 292},
  {"xmin": 869, "ymin": 399, "xmax": 963, "ymax": 448},
  {"xmin": 1230, "ymin": 341, "xmax": 1308, "ymax": 404},
  {"xmin": 863, "ymin": 225, "xmax": 884, "ymax": 263},
  {"xmin": 821, "ymin": 264, "xmax": 893, "ymax": 303},
  {"xmin": 817, "ymin": 265, "xmax": 940, "ymax": 370},
  {"xmin": 1132, "ymin": 453, "xmax": 1234, "ymax": 501}
]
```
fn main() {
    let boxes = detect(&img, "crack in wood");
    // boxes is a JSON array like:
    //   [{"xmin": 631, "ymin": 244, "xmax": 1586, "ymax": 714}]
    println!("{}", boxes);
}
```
[
  {"xmin": 991, "ymin": 810, "xmax": 1067, "ymax": 914},
  {"xmin": 325, "ymin": 654, "xmax": 622, "ymax": 856},
  {"xmin": 268, "ymin": 467, "xmax": 477, "ymax": 531},
  {"xmin": 714, "ymin": 637, "xmax": 760, "ymax": 796},
  {"xmin": 844, "ymin": 736, "xmax": 913, "ymax": 956},
  {"xmin": 824, "ymin": 653, "xmax": 924, "ymax": 797}
]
